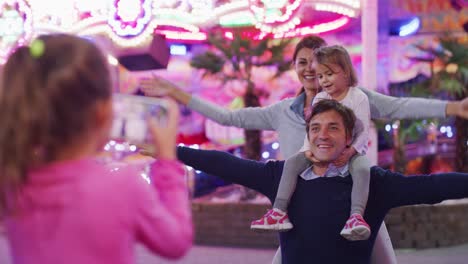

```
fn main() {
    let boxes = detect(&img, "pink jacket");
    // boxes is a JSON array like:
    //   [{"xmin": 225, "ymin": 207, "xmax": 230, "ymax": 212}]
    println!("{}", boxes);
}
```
[{"xmin": 5, "ymin": 157, "xmax": 193, "ymax": 264}]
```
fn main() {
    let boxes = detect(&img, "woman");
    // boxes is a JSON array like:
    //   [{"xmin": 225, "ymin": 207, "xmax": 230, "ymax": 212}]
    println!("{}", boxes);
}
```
[{"xmin": 140, "ymin": 35, "xmax": 468, "ymax": 264}]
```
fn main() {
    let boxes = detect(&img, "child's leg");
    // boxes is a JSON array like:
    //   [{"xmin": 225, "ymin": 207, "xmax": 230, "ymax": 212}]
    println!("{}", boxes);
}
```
[
  {"xmin": 273, "ymin": 151, "xmax": 311, "ymax": 211},
  {"xmin": 349, "ymin": 155, "xmax": 371, "ymax": 215},
  {"xmin": 340, "ymin": 154, "xmax": 371, "ymax": 241},
  {"xmin": 251, "ymin": 151, "xmax": 310, "ymax": 231}
]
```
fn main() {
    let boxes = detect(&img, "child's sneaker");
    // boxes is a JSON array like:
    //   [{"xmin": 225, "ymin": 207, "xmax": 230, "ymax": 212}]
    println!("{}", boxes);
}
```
[
  {"xmin": 250, "ymin": 208, "xmax": 293, "ymax": 231},
  {"xmin": 340, "ymin": 213, "xmax": 371, "ymax": 241}
]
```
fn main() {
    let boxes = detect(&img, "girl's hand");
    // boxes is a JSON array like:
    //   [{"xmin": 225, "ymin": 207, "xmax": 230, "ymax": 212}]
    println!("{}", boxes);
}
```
[
  {"xmin": 304, "ymin": 150, "xmax": 320, "ymax": 163},
  {"xmin": 333, "ymin": 147, "xmax": 357, "ymax": 167},
  {"xmin": 139, "ymin": 74, "xmax": 177, "ymax": 97},
  {"xmin": 147, "ymin": 99, "xmax": 179, "ymax": 160}
]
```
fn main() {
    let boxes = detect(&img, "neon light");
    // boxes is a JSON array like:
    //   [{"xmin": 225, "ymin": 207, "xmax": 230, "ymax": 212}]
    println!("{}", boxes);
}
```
[
  {"xmin": 156, "ymin": 29, "xmax": 207, "ymax": 41},
  {"xmin": 170, "ymin": 44, "xmax": 187, "ymax": 55},
  {"xmin": 399, "ymin": 17, "xmax": 420, "ymax": 37}
]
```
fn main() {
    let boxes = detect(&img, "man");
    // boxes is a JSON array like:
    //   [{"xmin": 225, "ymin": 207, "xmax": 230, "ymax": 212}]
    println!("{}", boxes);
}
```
[{"xmin": 176, "ymin": 99, "xmax": 468, "ymax": 264}]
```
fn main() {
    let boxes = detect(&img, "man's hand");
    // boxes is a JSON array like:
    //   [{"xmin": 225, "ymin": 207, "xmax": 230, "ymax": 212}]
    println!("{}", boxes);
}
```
[{"xmin": 333, "ymin": 147, "xmax": 357, "ymax": 167}]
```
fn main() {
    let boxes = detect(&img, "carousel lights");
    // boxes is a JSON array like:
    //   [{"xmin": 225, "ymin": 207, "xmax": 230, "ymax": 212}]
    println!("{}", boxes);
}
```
[
  {"xmin": 108, "ymin": 0, "xmax": 152, "ymax": 37},
  {"xmin": 314, "ymin": 3, "xmax": 357, "ymax": 17},
  {"xmin": 189, "ymin": 0, "xmax": 215, "ymax": 15},
  {"xmin": 256, "ymin": 17, "xmax": 300, "ymax": 34},
  {"xmin": 219, "ymin": 10, "xmax": 255, "ymax": 27},
  {"xmin": 249, "ymin": 0, "xmax": 302, "ymax": 24},
  {"xmin": 292, "ymin": 16, "xmax": 349, "ymax": 36},
  {"xmin": 210, "ymin": 0, "xmax": 247, "ymax": 17},
  {"xmin": 0, "ymin": 0, "xmax": 33, "ymax": 62},
  {"xmin": 30, "ymin": 0, "xmax": 82, "ymax": 29},
  {"xmin": 154, "ymin": 19, "xmax": 200, "ymax": 33},
  {"xmin": 325, "ymin": 0, "xmax": 360, "ymax": 9},
  {"xmin": 105, "ymin": 19, "xmax": 158, "ymax": 47},
  {"xmin": 74, "ymin": 0, "xmax": 111, "ymax": 15},
  {"xmin": 153, "ymin": 8, "xmax": 215, "ymax": 25},
  {"xmin": 0, "ymin": 0, "xmax": 363, "ymax": 46}
]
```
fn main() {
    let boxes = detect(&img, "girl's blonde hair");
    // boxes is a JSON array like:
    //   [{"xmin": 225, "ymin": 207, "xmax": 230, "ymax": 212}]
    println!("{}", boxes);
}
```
[
  {"xmin": 314, "ymin": 45, "xmax": 358, "ymax": 87},
  {"xmin": 0, "ymin": 34, "xmax": 111, "ymax": 215}
]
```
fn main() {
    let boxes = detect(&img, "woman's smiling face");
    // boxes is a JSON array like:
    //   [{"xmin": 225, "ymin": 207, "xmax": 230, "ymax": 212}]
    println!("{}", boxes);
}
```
[{"xmin": 294, "ymin": 47, "xmax": 320, "ymax": 93}]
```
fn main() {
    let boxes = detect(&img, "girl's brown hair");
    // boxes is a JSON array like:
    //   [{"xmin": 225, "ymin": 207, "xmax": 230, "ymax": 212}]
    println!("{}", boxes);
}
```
[
  {"xmin": 313, "ymin": 45, "xmax": 358, "ymax": 87},
  {"xmin": 0, "ymin": 34, "xmax": 111, "ymax": 214}
]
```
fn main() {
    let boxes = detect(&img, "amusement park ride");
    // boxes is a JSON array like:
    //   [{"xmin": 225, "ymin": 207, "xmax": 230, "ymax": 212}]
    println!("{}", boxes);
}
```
[{"xmin": 0, "ymin": 0, "xmax": 361, "ymax": 64}]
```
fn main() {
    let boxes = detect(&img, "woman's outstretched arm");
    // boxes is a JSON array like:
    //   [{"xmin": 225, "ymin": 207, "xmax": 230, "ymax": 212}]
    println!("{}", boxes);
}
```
[{"xmin": 361, "ymin": 88, "xmax": 468, "ymax": 120}]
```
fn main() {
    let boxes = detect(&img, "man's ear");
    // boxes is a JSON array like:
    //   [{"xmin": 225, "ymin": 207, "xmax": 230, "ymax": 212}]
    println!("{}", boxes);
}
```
[{"xmin": 345, "ymin": 133, "xmax": 353, "ymax": 147}]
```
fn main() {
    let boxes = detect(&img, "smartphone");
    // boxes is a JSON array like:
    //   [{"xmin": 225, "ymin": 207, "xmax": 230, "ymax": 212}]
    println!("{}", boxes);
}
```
[{"xmin": 111, "ymin": 93, "xmax": 168, "ymax": 145}]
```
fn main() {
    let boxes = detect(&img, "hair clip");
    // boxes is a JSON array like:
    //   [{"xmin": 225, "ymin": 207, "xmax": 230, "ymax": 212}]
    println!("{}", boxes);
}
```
[{"xmin": 29, "ymin": 39, "xmax": 45, "ymax": 58}]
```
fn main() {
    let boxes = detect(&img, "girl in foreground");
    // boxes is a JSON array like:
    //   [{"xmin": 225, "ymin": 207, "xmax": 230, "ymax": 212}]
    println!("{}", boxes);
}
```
[{"xmin": 0, "ymin": 34, "xmax": 192, "ymax": 264}]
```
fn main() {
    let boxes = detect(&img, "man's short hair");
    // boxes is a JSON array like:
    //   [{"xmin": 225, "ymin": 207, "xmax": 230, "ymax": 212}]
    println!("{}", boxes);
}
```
[{"xmin": 306, "ymin": 99, "xmax": 356, "ymax": 139}]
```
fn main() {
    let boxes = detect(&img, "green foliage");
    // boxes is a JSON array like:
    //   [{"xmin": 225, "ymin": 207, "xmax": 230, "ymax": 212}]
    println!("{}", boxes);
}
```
[
  {"xmin": 390, "ymin": 34, "xmax": 467, "ymax": 172},
  {"xmin": 189, "ymin": 29, "xmax": 293, "ymax": 89},
  {"xmin": 190, "ymin": 51, "xmax": 225, "ymax": 75},
  {"xmin": 409, "ymin": 34, "xmax": 467, "ymax": 98}
]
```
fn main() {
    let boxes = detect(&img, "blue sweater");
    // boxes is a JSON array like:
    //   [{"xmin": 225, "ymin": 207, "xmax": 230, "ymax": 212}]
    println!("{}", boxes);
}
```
[{"xmin": 177, "ymin": 147, "xmax": 468, "ymax": 264}]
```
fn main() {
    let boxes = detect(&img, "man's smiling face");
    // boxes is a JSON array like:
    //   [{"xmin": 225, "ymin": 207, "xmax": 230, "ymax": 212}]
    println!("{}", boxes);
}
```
[{"xmin": 307, "ymin": 110, "xmax": 352, "ymax": 163}]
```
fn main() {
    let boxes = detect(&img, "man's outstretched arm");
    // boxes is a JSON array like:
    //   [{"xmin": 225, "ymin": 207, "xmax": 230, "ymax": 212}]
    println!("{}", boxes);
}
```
[
  {"xmin": 372, "ymin": 167, "xmax": 468, "ymax": 208},
  {"xmin": 177, "ymin": 146, "xmax": 279, "ymax": 200}
]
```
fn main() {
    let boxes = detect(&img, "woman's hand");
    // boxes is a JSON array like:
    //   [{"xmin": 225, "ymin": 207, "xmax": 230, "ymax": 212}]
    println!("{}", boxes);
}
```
[
  {"xmin": 457, "ymin": 97, "xmax": 468, "ymax": 119},
  {"xmin": 446, "ymin": 97, "xmax": 468, "ymax": 119},
  {"xmin": 147, "ymin": 99, "xmax": 179, "ymax": 160},
  {"xmin": 139, "ymin": 74, "xmax": 192, "ymax": 105},
  {"xmin": 140, "ymin": 74, "xmax": 176, "ymax": 97},
  {"xmin": 333, "ymin": 147, "xmax": 357, "ymax": 167}
]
